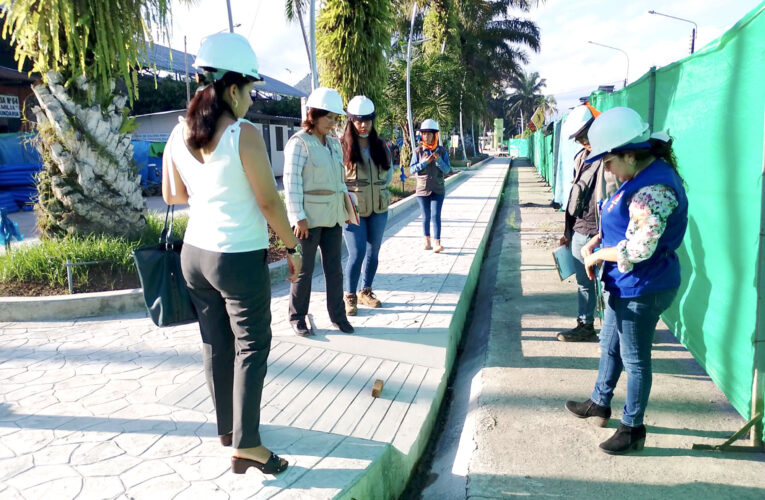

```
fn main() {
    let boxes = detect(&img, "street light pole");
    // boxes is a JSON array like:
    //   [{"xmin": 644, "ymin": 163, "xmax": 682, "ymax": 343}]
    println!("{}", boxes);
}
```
[
  {"xmin": 406, "ymin": 2, "xmax": 418, "ymax": 155},
  {"xmin": 225, "ymin": 0, "xmax": 234, "ymax": 33},
  {"xmin": 588, "ymin": 41, "xmax": 630, "ymax": 88},
  {"xmin": 648, "ymin": 10, "xmax": 698, "ymax": 54}
]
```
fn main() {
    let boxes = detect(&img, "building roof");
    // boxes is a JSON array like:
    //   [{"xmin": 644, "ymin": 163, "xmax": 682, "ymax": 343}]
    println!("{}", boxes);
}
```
[{"xmin": 140, "ymin": 42, "xmax": 307, "ymax": 98}]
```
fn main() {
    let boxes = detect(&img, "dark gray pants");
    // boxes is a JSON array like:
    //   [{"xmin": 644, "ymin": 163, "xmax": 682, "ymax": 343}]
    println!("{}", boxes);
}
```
[
  {"xmin": 289, "ymin": 224, "xmax": 346, "ymax": 323},
  {"xmin": 180, "ymin": 244, "xmax": 271, "ymax": 449}
]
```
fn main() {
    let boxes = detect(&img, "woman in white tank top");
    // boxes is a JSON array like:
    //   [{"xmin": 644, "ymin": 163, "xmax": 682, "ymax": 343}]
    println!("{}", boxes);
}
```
[{"xmin": 162, "ymin": 33, "xmax": 302, "ymax": 476}]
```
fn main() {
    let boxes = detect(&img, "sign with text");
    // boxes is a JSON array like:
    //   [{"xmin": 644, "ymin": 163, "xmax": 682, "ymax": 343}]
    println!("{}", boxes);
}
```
[{"xmin": 0, "ymin": 95, "xmax": 20, "ymax": 118}]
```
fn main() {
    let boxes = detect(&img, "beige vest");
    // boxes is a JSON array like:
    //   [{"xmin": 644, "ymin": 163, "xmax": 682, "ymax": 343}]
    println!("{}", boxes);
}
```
[
  {"xmin": 293, "ymin": 130, "xmax": 347, "ymax": 229},
  {"xmin": 345, "ymin": 147, "xmax": 391, "ymax": 217}
]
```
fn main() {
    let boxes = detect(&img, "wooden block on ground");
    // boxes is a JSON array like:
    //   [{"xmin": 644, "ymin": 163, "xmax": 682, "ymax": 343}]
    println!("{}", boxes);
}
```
[{"xmin": 371, "ymin": 379, "xmax": 384, "ymax": 398}]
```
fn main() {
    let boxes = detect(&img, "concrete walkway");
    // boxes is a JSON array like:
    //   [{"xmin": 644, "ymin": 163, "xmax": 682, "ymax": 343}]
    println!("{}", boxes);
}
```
[
  {"xmin": 0, "ymin": 160, "xmax": 507, "ymax": 499},
  {"xmin": 457, "ymin": 161, "xmax": 765, "ymax": 499}
]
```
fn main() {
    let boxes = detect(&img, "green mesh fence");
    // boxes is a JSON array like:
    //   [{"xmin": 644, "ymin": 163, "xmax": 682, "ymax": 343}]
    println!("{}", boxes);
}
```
[{"xmin": 519, "ymin": 2, "xmax": 765, "ymax": 430}]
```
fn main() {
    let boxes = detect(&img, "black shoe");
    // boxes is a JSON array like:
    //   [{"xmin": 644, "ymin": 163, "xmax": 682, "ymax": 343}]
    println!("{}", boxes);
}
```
[
  {"xmin": 564, "ymin": 399, "xmax": 611, "ymax": 427},
  {"xmin": 291, "ymin": 318, "xmax": 312, "ymax": 337},
  {"xmin": 599, "ymin": 423, "xmax": 646, "ymax": 455},
  {"xmin": 557, "ymin": 321, "xmax": 597, "ymax": 342},
  {"xmin": 332, "ymin": 319, "xmax": 354, "ymax": 333}
]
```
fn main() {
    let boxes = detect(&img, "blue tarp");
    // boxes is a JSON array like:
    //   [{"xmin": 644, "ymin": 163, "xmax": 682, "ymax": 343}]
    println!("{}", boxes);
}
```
[{"xmin": 0, "ymin": 134, "xmax": 43, "ymax": 213}]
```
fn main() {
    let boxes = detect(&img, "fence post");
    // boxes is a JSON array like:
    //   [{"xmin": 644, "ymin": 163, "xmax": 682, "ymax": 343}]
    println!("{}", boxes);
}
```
[
  {"xmin": 647, "ymin": 66, "xmax": 657, "ymax": 130},
  {"xmin": 753, "ymin": 109, "xmax": 765, "ymax": 446}
]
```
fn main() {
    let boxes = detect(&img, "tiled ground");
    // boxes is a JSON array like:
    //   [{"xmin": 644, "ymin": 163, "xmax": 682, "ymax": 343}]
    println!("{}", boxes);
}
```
[{"xmin": 0, "ymin": 161, "xmax": 509, "ymax": 499}]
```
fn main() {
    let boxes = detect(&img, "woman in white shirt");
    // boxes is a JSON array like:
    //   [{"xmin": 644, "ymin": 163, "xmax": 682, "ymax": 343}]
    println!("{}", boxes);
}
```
[{"xmin": 162, "ymin": 33, "xmax": 301, "ymax": 476}]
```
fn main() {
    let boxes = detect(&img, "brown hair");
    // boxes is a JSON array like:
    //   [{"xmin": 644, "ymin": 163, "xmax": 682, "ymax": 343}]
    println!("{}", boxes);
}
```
[
  {"xmin": 342, "ymin": 120, "xmax": 390, "ymax": 171},
  {"xmin": 302, "ymin": 108, "xmax": 329, "ymax": 132},
  {"xmin": 185, "ymin": 72, "xmax": 252, "ymax": 149}
]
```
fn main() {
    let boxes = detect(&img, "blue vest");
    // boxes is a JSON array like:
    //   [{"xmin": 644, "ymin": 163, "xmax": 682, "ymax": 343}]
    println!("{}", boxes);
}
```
[{"xmin": 600, "ymin": 159, "xmax": 688, "ymax": 298}]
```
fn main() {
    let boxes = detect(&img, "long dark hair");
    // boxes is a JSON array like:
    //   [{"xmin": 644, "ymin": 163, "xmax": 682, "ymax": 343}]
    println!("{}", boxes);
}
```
[
  {"xmin": 342, "ymin": 120, "xmax": 389, "ymax": 171},
  {"xmin": 617, "ymin": 136, "xmax": 683, "ymax": 182},
  {"xmin": 185, "ymin": 72, "xmax": 252, "ymax": 149}
]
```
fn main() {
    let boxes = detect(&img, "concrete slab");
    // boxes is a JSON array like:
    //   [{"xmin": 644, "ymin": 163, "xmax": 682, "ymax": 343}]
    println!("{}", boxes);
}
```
[
  {"xmin": 460, "ymin": 163, "xmax": 765, "ymax": 500},
  {"xmin": 0, "ymin": 159, "xmax": 509, "ymax": 499}
]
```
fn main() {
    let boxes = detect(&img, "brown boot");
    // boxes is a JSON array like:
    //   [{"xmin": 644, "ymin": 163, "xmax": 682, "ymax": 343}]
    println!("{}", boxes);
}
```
[
  {"xmin": 344, "ymin": 293, "xmax": 358, "ymax": 316},
  {"xmin": 358, "ymin": 287, "xmax": 382, "ymax": 308}
]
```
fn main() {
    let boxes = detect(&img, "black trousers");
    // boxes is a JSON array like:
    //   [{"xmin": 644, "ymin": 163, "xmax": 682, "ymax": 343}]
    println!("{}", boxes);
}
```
[
  {"xmin": 180, "ymin": 244, "xmax": 271, "ymax": 449},
  {"xmin": 289, "ymin": 224, "xmax": 346, "ymax": 323}
]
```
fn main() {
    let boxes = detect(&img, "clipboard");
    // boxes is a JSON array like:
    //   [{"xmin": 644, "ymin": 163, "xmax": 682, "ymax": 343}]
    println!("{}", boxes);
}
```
[
  {"xmin": 553, "ymin": 245, "xmax": 577, "ymax": 280},
  {"xmin": 344, "ymin": 192, "xmax": 360, "ymax": 225}
]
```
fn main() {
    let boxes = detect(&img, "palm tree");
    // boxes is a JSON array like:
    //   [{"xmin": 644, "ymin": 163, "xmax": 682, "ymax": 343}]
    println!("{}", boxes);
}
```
[
  {"xmin": 1, "ymin": 0, "xmax": 191, "ymax": 238},
  {"xmin": 506, "ymin": 70, "xmax": 547, "ymax": 127},
  {"xmin": 316, "ymin": 0, "xmax": 393, "ymax": 106}
]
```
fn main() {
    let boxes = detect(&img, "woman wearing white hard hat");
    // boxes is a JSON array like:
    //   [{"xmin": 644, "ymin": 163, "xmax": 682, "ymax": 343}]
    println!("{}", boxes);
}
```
[
  {"xmin": 162, "ymin": 32, "xmax": 301, "ymax": 475},
  {"xmin": 564, "ymin": 107, "xmax": 688, "ymax": 455},
  {"xmin": 283, "ymin": 87, "xmax": 354, "ymax": 336},
  {"xmin": 409, "ymin": 119, "xmax": 451, "ymax": 252},
  {"xmin": 341, "ymin": 96, "xmax": 393, "ymax": 316}
]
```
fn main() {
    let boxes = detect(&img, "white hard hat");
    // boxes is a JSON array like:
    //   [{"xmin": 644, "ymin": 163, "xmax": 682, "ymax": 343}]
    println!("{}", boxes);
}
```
[
  {"xmin": 347, "ymin": 96, "xmax": 375, "ymax": 120},
  {"xmin": 563, "ymin": 105, "xmax": 594, "ymax": 140},
  {"xmin": 419, "ymin": 119, "xmax": 439, "ymax": 132},
  {"xmin": 306, "ymin": 87, "xmax": 345, "ymax": 115},
  {"xmin": 587, "ymin": 107, "xmax": 650, "ymax": 162},
  {"xmin": 193, "ymin": 32, "xmax": 262, "ymax": 81}
]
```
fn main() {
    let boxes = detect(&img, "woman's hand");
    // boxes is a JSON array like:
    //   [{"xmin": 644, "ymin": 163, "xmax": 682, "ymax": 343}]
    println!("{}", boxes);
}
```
[
  {"xmin": 286, "ymin": 254, "xmax": 302, "ymax": 282},
  {"xmin": 427, "ymin": 153, "xmax": 437, "ymax": 163},
  {"xmin": 584, "ymin": 252, "xmax": 601, "ymax": 280},
  {"xmin": 559, "ymin": 235, "xmax": 568, "ymax": 248},
  {"xmin": 293, "ymin": 219, "xmax": 309, "ymax": 239},
  {"xmin": 581, "ymin": 234, "xmax": 601, "ymax": 259}
]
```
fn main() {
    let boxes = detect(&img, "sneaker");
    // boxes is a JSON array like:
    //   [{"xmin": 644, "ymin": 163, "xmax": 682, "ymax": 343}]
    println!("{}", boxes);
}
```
[
  {"xmin": 433, "ymin": 243, "xmax": 444, "ymax": 253},
  {"xmin": 344, "ymin": 293, "xmax": 358, "ymax": 316},
  {"xmin": 358, "ymin": 288, "xmax": 382, "ymax": 308},
  {"xmin": 557, "ymin": 321, "xmax": 597, "ymax": 342},
  {"xmin": 564, "ymin": 399, "xmax": 611, "ymax": 427},
  {"xmin": 290, "ymin": 318, "xmax": 312, "ymax": 337}
]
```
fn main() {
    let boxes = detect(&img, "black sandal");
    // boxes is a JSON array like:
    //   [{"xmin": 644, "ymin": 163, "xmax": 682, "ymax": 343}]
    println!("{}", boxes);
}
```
[{"xmin": 231, "ymin": 452, "xmax": 288, "ymax": 475}]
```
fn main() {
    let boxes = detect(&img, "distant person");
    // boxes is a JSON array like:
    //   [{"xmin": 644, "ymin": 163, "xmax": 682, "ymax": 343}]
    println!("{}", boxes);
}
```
[
  {"xmin": 557, "ymin": 103, "xmax": 617, "ymax": 342},
  {"xmin": 409, "ymin": 119, "xmax": 451, "ymax": 253},
  {"xmin": 283, "ymin": 86, "xmax": 354, "ymax": 336},
  {"xmin": 565, "ymin": 107, "xmax": 688, "ymax": 455},
  {"xmin": 162, "ymin": 33, "xmax": 301, "ymax": 475},
  {"xmin": 341, "ymin": 96, "xmax": 393, "ymax": 316}
]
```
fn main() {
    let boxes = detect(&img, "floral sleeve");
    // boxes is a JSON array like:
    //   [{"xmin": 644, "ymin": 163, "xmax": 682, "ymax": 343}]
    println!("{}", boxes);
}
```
[{"xmin": 616, "ymin": 184, "xmax": 678, "ymax": 273}]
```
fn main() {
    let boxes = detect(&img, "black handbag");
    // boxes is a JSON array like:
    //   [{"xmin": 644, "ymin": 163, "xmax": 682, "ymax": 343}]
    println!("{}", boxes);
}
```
[{"xmin": 133, "ymin": 206, "xmax": 197, "ymax": 327}]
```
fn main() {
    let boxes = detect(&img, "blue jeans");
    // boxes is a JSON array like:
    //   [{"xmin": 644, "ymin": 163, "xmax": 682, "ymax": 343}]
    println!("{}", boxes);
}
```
[
  {"xmin": 590, "ymin": 288, "xmax": 678, "ymax": 427},
  {"xmin": 571, "ymin": 231, "xmax": 596, "ymax": 324},
  {"xmin": 343, "ymin": 210, "xmax": 388, "ymax": 293},
  {"xmin": 417, "ymin": 193, "xmax": 445, "ymax": 239}
]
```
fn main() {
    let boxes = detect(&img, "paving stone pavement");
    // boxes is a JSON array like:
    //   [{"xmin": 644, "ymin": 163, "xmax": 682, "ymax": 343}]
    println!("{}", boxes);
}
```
[{"xmin": 0, "ymin": 160, "xmax": 509, "ymax": 499}]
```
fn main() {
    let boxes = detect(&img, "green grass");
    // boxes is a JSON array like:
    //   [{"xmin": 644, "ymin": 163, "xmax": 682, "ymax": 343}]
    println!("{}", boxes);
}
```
[{"xmin": 0, "ymin": 213, "xmax": 188, "ymax": 287}]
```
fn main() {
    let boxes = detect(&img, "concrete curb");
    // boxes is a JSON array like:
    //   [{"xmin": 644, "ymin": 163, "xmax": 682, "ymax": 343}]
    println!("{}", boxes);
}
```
[
  {"xmin": 0, "ymin": 171, "xmax": 468, "ymax": 323},
  {"xmin": 340, "ymin": 162, "xmax": 510, "ymax": 500}
]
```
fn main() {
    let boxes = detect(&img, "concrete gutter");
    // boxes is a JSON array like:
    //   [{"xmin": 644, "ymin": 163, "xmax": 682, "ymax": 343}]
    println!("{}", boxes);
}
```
[{"xmin": 0, "ymin": 166, "xmax": 480, "ymax": 323}]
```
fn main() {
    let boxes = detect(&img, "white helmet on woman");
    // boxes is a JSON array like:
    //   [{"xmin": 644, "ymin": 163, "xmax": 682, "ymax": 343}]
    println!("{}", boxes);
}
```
[
  {"xmin": 306, "ymin": 87, "xmax": 346, "ymax": 115},
  {"xmin": 419, "ymin": 119, "xmax": 440, "ymax": 132},
  {"xmin": 563, "ymin": 105, "xmax": 595, "ymax": 140},
  {"xmin": 586, "ymin": 107, "xmax": 650, "ymax": 162},
  {"xmin": 347, "ymin": 95, "xmax": 375, "ymax": 120},
  {"xmin": 193, "ymin": 32, "xmax": 262, "ymax": 81}
]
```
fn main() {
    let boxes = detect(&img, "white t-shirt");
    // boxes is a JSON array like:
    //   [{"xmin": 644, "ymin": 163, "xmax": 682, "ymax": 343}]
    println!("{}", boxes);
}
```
[{"xmin": 167, "ymin": 119, "xmax": 270, "ymax": 253}]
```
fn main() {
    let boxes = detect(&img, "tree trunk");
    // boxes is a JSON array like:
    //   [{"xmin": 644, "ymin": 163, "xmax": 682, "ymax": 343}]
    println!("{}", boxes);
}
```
[{"xmin": 32, "ymin": 71, "xmax": 147, "ymax": 238}]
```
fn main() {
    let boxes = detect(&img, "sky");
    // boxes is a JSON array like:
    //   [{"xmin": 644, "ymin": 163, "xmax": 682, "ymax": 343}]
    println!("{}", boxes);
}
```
[{"xmin": 166, "ymin": 1, "xmax": 761, "ymax": 112}]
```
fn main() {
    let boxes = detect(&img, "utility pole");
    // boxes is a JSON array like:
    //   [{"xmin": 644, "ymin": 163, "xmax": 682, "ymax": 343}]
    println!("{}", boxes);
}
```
[
  {"xmin": 225, "ymin": 0, "xmax": 234, "ymax": 32},
  {"xmin": 406, "ymin": 3, "xmax": 418, "ymax": 154},
  {"xmin": 310, "ymin": 0, "xmax": 318, "ymax": 89},
  {"xmin": 648, "ymin": 10, "xmax": 697, "ymax": 54},
  {"xmin": 588, "ymin": 41, "xmax": 630, "ymax": 88},
  {"xmin": 183, "ymin": 36, "xmax": 190, "ymax": 106}
]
